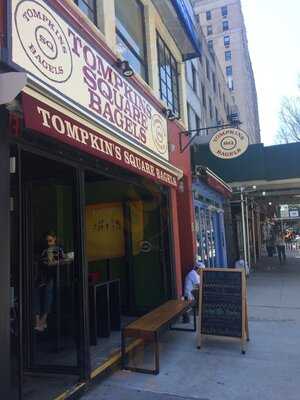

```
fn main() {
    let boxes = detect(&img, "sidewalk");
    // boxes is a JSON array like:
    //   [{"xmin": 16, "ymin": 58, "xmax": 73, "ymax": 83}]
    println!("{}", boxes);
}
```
[{"xmin": 82, "ymin": 256, "xmax": 300, "ymax": 400}]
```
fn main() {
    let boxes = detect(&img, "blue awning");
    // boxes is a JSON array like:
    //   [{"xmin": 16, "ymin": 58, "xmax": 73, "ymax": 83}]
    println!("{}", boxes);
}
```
[
  {"xmin": 171, "ymin": 0, "xmax": 202, "ymax": 60},
  {"xmin": 152, "ymin": 0, "xmax": 202, "ymax": 61}
]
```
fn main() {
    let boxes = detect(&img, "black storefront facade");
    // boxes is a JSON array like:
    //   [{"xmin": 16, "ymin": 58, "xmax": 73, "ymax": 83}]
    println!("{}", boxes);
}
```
[{"xmin": 0, "ymin": 1, "xmax": 186, "ymax": 398}]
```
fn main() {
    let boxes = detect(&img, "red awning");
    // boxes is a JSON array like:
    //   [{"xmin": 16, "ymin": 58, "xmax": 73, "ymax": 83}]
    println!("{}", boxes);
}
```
[{"xmin": 21, "ymin": 91, "xmax": 182, "ymax": 188}]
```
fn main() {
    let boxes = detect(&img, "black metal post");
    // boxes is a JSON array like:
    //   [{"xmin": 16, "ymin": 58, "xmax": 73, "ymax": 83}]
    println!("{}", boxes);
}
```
[
  {"xmin": 76, "ymin": 169, "xmax": 91, "ymax": 380},
  {"xmin": 0, "ymin": 106, "xmax": 11, "ymax": 398}
]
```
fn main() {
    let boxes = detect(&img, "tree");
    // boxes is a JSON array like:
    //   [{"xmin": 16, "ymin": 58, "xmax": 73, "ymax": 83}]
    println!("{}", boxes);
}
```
[{"xmin": 276, "ymin": 82, "xmax": 300, "ymax": 144}]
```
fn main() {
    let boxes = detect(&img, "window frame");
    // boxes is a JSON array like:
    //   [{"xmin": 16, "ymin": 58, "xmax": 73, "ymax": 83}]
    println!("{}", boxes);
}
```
[
  {"xmin": 225, "ymin": 50, "xmax": 232, "ymax": 61},
  {"xmin": 206, "ymin": 57, "xmax": 210, "ymax": 81},
  {"xmin": 74, "ymin": 0, "xmax": 97, "ymax": 24},
  {"xmin": 157, "ymin": 32, "xmax": 180, "ymax": 116},
  {"xmin": 187, "ymin": 103, "xmax": 201, "ymax": 131},
  {"xmin": 115, "ymin": 0, "xmax": 148, "ymax": 82},
  {"xmin": 223, "ymin": 20, "xmax": 229, "ymax": 31},
  {"xmin": 226, "ymin": 65, "xmax": 233, "ymax": 76},
  {"xmin": 191, "ymin": 63, "xmax": 198, "ymax": 94},
  {"xmin": 228, "ymin": 77, "xmax": 234, "ymax": 91},
  {"xmin": 196, "ymin": 114, "xmax": 201, "ymax": 131},
  {"xmin": 201, "ymin": 83, "xmax": 206, "ymax": 109},
  {"xmin": 207, "ymin": 25, "xmax": 213, "ymax": 35},
  {"xmin": 224, "ymin": 35, "xmax": 230, "ymax": 47},
  {"xmin": 206, "ymin": 10, "xmax": 212, "ymax": 20},
  {"xmin": 212, "ymin": 72, "xmax": 216, "ymax": 93},
  {"xmin": 221, "ymin": 5, "xmax": 228, "ymax": 18},
  {"xmin": 209, "ymin": 97, "xmax": 213, "ymax": 119}
]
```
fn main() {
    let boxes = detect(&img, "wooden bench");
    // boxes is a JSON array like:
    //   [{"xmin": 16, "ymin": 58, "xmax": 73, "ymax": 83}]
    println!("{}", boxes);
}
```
[{"xmin": 121, "ymin": 299, "xmax": 196, "ymax": 375}]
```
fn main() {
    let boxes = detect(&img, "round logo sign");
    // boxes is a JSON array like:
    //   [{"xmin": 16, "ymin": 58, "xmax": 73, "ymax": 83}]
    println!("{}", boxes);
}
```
[
  {"xmin": 14, "ymin": 0, "xmax": 73, "ymax": 83},
  {"xmin": 209, "ymin": 128, "xmax": 249, "ymax": 159},
  {"xmin": 151, "ymin": 114, "xmax": 168, "ymax": 155},
  {"xmin": 139, "ymin": 241, "xmax": 152, "ymax": 253}
]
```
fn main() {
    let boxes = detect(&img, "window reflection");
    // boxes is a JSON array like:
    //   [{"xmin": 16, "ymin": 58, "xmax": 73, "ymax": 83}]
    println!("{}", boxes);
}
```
[{"xmin": 115, "ymin": 0, "xmax": 147, "ymax": 81}]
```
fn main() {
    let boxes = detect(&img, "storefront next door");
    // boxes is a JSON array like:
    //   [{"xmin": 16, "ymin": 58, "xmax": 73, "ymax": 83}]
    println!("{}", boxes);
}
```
[
  {"xmin": 194, "ymin": 202, "xmax": 228, "ymax": 268},
  {"xmin": 195, "ymin": 204, "xmax": 217, "ymax": 268}
]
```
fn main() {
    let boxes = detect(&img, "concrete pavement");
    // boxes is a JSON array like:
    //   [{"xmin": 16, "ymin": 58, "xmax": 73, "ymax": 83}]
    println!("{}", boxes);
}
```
[{"xmin": 82, "ymin": 256, "xmax": 300, "ymax": 400}]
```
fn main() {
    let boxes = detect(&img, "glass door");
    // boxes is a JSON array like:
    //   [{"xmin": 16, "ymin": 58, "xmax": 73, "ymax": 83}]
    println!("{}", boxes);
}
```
[
  {"xmin": 10, "ymin": 145, "xmax": 22, "ymax": 400},
  {"xmin": 22, "ymin": 151, "xmax": 85, "ymax": 382}
]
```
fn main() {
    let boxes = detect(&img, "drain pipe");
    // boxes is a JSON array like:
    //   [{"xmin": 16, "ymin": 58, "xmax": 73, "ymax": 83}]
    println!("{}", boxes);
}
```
[{"xmin": 251, "ymin": 200, "xmax": 257, "ymax": 265}]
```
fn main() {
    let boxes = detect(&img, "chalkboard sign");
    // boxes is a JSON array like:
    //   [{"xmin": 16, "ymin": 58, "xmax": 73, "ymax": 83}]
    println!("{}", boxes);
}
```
[{"xmin": 197, "ymin": 268, "xmax": 249, "ymax": 353}]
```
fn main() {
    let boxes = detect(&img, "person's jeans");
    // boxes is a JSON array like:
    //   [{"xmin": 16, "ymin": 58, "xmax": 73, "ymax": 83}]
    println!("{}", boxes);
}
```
[
  {"xmin": 33, "ymin": 280, "xmax": 53, "ymax": 316},
  {"xmin": 266, "ymin": 245, "xmax": 274, "ymax": 257},
  {"xmin": 276, "ymin": 245, "xmax": 286, "ymax": 264}
]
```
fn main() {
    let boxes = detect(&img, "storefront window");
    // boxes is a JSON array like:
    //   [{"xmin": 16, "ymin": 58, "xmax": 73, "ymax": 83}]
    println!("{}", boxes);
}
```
[
  {"xmin": 195, "ymin": 204, "xmax": 218, "ymax": 268},
  {"xmin": 19, "ymin": 152, "xmax": 82, "ymax": 399},
  {"xmin": 84, "ymin": 170, "xmax": 172, "ymax": 370},
  {"xmin": 115, "ymin": 0, "xmax": 148, "ymax": 81}
]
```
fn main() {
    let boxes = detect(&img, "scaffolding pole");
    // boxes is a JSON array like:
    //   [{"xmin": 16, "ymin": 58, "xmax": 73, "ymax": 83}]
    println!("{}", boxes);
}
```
[
  {"xmin": 245, "ymin": 196, "xmax": 251, "ymax": 270},
  {"xmin": 251, "ymin": 200, "xmax": 257, "ymax": 265},
  {"xmin": 240, "ymin": 189, "xmax": 248, "ymax": 267}
]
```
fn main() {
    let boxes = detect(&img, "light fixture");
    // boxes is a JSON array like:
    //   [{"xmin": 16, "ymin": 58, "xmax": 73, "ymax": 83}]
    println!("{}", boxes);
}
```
[
  {"xmin": 268, "ymin": 202, "xmax": 272, "ymax": 206},
  {"xmin": 262, "ymin": 191, "xmax": 266, "ymax": 196},
  {"xmin": 5, "ymin": 98, "xmax": 23, "ymax": 116},
  {"xmin": 116, "ymin": 59, "xmax": 134, "ymax": 77},
  {"xmin": 163, "ymin": 108, "xmax": 177, "ymax": 121},
  {"xmin": 169, "ymin": 143, "xmax": 176, "ymax": 152},
  {"xmin": 178, "ymin": 179, "xmax": 184, "ymax": 193},
  {"xmin": 252, "ymin": 185, "xmax": 257, "ymax": 190}
]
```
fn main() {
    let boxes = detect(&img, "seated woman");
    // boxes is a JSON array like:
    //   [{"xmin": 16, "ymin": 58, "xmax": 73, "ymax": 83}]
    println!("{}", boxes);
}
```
[{"xmin": 33, "ymin": 231, "xmax": 65, "ymax": 332}]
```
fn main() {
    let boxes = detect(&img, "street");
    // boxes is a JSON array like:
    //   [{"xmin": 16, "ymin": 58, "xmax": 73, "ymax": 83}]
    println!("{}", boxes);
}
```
[{"xmin": 82, "ymin": 256, "xmax": 300, "ymax": 400}]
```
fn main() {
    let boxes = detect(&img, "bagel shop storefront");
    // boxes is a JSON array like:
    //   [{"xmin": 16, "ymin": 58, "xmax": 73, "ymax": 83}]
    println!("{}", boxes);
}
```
[{"xmin": 0, "ymin": 1, "xmax": 186, "ymax": 398}]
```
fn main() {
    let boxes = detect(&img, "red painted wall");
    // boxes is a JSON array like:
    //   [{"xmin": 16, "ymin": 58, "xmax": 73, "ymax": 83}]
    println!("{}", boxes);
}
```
[
  {"xmin": 0, "ymin": 0, "xmax": 6, "ymax": 48},
  {"xmin": 1, "ymin": 0, "xmax": 195, "ymax": 299},
  {"xmin": 169, "ymin": 120, "xmax": 196, "ymax": 295}
]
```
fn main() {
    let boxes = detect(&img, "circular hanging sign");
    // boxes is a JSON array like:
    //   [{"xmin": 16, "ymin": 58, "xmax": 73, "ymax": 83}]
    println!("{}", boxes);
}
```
[{"xmin": 209, "ymin": 128, "xmax": 249, "ymax": 159}]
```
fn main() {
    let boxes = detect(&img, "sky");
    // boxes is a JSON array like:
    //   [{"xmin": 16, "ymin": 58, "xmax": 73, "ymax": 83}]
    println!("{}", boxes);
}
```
[{"xmin": 241, "ymin": 0, "xmax": 300, "ymax": 145}]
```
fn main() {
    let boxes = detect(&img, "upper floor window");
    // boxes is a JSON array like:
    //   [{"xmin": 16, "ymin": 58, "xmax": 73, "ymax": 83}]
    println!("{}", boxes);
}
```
[
  {"xmin": 208, "ymin": 40, "xmax": 213, "ymax": 51},
  {"xmin": 187, "ymin": 103, "xmax": 201, "ymax": 131},
  {"xmin": 226, "ymin": 103, "xmax": 230, "ymax": 117},
  {"xmin": 221, "ymin": 5, "xmax": 228, "ymax": 17},
  {"xmin": 215, "ymin": 107, "xmax": 219, "ymax": 123},
  {"xmin": 225, "ymin": 50, "xmax": 232, "ymax": 61},
  {"xmin": 226, "ymin": 65, "xmax": 232, "ymax": 76},
  {"xmin": 209, "ymin": 97, "xmax": 213, "ymax": 119},
  {"xmin": 206, "ymin": 57, "xmax": 210, "ymax": 81},
  {"xmin": 157, "ymin": 33, "xmax": 180, "ymax": 116},
  {"xmin": 212, "ymin": 72, "xmax": 216, "ymax": 92},
  {"xmin": 206, "ymin": 10, "xmax": 212, "ymax": 20},
  {"xmin": 223, "ymin": 20, "xmax": 229, "ymax": 31},
  {"xmin": 74, "ymin": 0, "xmax": 97, "ymax": 24},
  {"xmin": 224, "ymin": 35, "xmax": 230, "ymax": 47},
  {"xmin": 207, "ymin": 25, "xmax": 213, "ymax": 35},
  {"xmin": 115, "ymin": 0, "xmax": 147, "ymax": 81},
  {"xmin": 191, "ymin": 64, "xmax": 198, "ymax": 94},
  {"xmin": 201, "ymin": 83, "xmax": 206, "ymax": 109}
]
